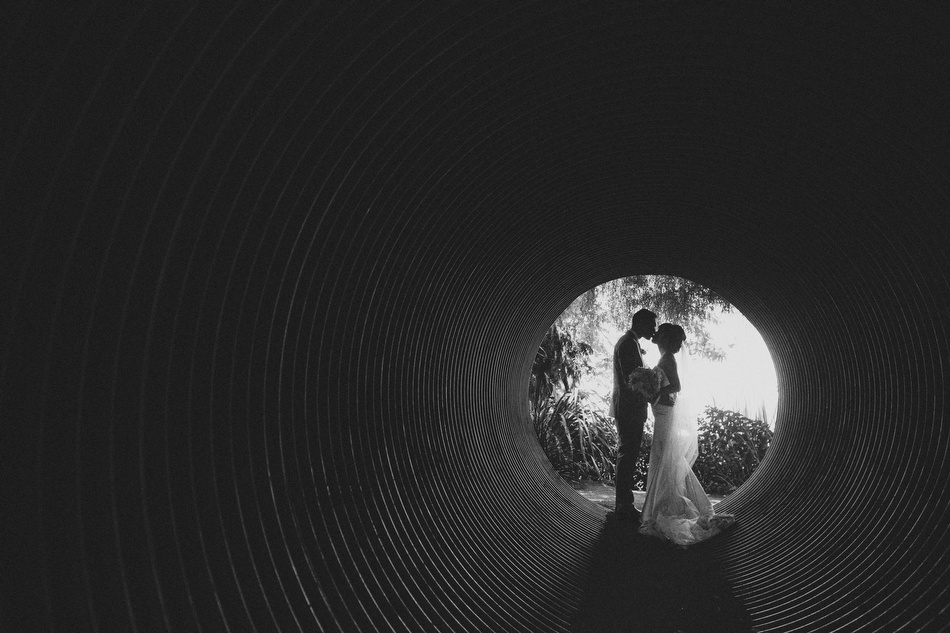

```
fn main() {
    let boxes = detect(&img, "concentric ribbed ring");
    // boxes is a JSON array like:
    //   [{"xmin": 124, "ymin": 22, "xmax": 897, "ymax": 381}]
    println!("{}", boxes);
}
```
[{"xmin": 3, "ymin": 3, "xmax": 949, "ymax": 632}]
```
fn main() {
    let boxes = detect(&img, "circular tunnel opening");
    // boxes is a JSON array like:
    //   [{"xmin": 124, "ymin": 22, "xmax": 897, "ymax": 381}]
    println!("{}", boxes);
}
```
[{"xmin": 528, "ymin": 275, "xmax": 778, "ymax": 513}]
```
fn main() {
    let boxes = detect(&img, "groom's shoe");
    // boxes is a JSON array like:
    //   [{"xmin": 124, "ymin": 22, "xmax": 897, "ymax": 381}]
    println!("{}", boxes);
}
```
[{"xmin": 612, "ymin": 504, "xmax": 640, "ymax": 522}]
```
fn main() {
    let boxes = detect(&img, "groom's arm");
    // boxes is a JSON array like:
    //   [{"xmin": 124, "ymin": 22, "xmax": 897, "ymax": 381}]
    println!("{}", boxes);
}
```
[{"xmin": 617, "ymin": 337, "xmax": 643, "ymax": 383}]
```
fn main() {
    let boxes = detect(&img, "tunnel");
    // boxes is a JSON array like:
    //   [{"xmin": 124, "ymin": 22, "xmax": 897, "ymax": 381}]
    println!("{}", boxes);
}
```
[{"xmin": 3, "ymin": 3, "xmax": 949, "ymax": 632}]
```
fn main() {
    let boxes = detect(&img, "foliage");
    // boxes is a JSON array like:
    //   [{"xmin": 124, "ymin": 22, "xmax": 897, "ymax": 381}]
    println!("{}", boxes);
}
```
[
  {"xmin": 529, "ymin": 325, "xmax": 593, "ymax": 413},
  {"xmin": 601, "ymin": 275, "xmax": 729, "ymax": 330},
  {"xmin": 692, "ymin": 406, "xmax": 773, "ymax": 494},
  {"xmin": 531, "ymin": 390, "xmax": 655, "ymax": 487},
  {"xmin": 533, "ymin": 397, "xmax": 775, "ymax": 494},
  {"xmin": 556, "ymin": 275, "xmax": 733, "ymax": 361},
  {"xmin": 533, "ymin": 390, "xmax": 619, "ymax": 483},
  {"xmin": 632, "ymin": 421, "xmax": 652, "ymax": 491},
  {"xmin": 532, "ymin": 400, "xmax": 773, "ymax": 493}
]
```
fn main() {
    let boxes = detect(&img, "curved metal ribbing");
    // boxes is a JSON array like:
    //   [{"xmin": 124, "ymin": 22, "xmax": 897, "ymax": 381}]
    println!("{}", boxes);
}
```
[{"xmin": 3, "ymin": 3, "xmax": 948, "ymax": 632}]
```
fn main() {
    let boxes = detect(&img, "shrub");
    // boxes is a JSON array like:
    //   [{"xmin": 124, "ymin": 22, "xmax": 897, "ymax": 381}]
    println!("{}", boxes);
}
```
[
  {"xmin": 533, "ymin": 398, "xmax": 771, "ymax": 495},
  {"xmin": 532, "ymin": 390, "xmax": 656, "ymax": 488},
  {"xmin": 692, "ymin": 406, "xmax": 773, "ymax": 494},
  {"xmin": 533, "ymin": 390, "xmax": 618, "ymax": 483}
]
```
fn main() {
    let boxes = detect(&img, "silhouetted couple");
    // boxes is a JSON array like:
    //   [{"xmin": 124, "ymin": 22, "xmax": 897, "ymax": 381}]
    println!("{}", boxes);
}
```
[{"xmin": 610, "ymin": 309, "xmax": 735, "ymax": 545}]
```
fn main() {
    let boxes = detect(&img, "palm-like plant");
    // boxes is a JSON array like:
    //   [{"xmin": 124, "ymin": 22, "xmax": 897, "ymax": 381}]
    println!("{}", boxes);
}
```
[
  {"xmin": 529, "ymin": 325, "xmax": 592, "ymax": 414},
  {"xmin": 533, "ymin": 389, "xmax": 619, "ymax": 483}
]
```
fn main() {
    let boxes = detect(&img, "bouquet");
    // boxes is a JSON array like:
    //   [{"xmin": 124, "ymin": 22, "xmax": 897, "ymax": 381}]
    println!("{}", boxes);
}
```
[{"xmin": 627, "ymin": 367, "xmax": 663, "ymax": 403}]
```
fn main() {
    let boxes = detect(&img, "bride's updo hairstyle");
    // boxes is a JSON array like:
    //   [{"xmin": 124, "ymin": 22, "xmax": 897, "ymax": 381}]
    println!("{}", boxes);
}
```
[{"xmin": 655, "ymin": 323, "xmax": 687, "ymax": 353}]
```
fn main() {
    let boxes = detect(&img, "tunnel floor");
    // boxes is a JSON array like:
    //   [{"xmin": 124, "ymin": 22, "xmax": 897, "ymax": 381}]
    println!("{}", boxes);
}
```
[
  {"xmin": 569, "ymin": 481, "xmax": 749, "ymax": 632},
  {"xmin": 571, "ymin": 513, "xmax": 755, "ymax": 633},
  {"xmin": 571, "ymin": 480, "xmax": 727, "ymax": 510}
]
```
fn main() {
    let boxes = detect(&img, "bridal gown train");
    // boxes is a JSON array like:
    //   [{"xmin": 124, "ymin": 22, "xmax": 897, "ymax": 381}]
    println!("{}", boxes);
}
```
[{"xmin": 638, "ymin": 386, "xmax": 735, "ymax": 546}]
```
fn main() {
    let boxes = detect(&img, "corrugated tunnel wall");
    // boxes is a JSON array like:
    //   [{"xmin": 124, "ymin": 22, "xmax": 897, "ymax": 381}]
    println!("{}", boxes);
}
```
[{"xmin": 3, "ymin": 3, "xmax": 949, "ymax": 632}]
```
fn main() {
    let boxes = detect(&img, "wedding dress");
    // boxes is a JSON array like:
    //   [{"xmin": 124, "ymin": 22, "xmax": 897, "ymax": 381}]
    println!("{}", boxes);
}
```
[{"xmin": 638, "ymin": 353, "xmax": 735, "ymax": 545}]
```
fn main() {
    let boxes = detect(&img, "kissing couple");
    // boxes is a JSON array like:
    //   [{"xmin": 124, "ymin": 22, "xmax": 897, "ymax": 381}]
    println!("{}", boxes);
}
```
[{"xmin": 609, "ymin": 308, "xmax": 736, "ymax": 545}]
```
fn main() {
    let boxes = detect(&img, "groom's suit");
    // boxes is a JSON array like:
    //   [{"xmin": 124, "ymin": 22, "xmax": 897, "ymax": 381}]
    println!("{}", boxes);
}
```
[{"xmin": 611, "ymin": 330, "xmax": 648, "ymax": 511}]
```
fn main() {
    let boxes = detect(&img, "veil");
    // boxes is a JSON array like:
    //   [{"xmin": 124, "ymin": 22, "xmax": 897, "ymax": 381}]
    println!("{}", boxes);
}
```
[
  {"xmin": 669, "ymin": 348, "xmax": 703, "ymax": 469},
  {"xmin": 640, "ymin": 346, "xmax": 716, "ymax": 544}
]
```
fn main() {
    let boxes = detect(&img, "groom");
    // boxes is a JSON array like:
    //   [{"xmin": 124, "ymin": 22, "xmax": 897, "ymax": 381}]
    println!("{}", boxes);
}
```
[{"xmin": 610, "ymin": 308, "xmax": 658, "ymax": 520}]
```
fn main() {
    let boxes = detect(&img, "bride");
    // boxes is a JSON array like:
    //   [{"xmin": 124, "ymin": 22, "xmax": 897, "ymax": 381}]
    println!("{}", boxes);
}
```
[{"xmin": 637, "ymin": 323, "xmax": 736, "ymax": 545}]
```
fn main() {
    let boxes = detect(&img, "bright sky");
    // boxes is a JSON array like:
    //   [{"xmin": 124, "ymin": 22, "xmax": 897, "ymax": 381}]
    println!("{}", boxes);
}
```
[
  {"xmin": 668, "ymin": 306, "xmax": 778, "ymax": 428},
  {"xmin": 582, "ymin": 304, "xmax": 779, "ymax": 428}
]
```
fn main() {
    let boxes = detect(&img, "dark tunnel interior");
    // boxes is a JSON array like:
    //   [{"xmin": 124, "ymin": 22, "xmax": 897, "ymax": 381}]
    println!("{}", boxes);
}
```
[{"xmin": 3, "ymin": 3, "xmax": 950, "ymax": 632}]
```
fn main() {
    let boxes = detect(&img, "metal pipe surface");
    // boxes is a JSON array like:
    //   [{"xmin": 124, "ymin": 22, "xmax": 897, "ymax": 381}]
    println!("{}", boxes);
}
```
[{"xmin": 3, "ymin": 4, "xmax": 949, "ymax": 632}]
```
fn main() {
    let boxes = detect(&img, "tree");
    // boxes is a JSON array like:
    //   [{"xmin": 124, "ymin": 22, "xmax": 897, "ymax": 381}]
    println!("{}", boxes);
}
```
[{"xmin": 556, "ymin": 275, "xmax": 732, "ymax": 361}]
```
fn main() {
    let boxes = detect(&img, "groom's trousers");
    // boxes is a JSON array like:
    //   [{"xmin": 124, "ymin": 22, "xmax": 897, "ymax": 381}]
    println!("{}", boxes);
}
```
[{"xmin": 614, "ymin": 402, "xmax": 648, "ymax": 509}]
